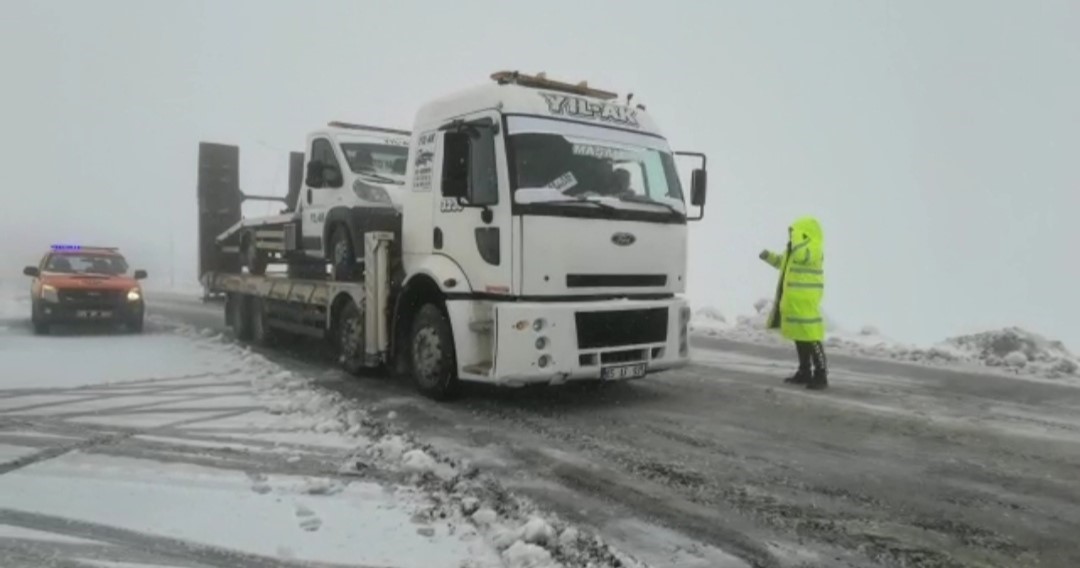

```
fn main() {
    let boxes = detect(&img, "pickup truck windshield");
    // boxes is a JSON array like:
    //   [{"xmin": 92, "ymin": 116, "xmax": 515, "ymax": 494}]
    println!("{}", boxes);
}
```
[
  {"xmin": 340, "ymin": 143, "xmax": 409, "ymax": 179},
  {"xmin": 507, "ymin": 116, "xmax": 685, "ymax": 216},
  {"xmin": 45, "ymin": 254, "xmax": 128, "ymax": 275}
]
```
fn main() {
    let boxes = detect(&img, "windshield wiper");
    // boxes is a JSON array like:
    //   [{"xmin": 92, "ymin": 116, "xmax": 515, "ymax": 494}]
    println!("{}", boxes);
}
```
[
  {"xmin": 546, "ymin": 196, "xmax": 618, "ymax": 211},
  {"xmin": 356, "ymin": 169, "xmax": 404, "ymax": 185},
  {"xmin": 618, "ymin": 194, "xmax": 684, "ymax": 216}
]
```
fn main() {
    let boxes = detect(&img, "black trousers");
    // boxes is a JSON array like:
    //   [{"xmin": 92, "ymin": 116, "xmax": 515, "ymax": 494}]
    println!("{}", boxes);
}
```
[{"xmin": 795, "ymin": 341, "xmax": 827, "ymax": 373}]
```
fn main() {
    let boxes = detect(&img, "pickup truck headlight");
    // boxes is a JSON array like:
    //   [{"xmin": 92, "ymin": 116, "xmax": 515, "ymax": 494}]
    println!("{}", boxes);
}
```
[
  {"xmin": 352, "ymin": 179, "xmax": 391, "ymax": 204},
  {"xmin": 127, "ymin": 288, "xmax": 142, "ymax": 302},
  {"xmin": 41, "ymin": 284, "xmax": 59, "ymax": 303}
]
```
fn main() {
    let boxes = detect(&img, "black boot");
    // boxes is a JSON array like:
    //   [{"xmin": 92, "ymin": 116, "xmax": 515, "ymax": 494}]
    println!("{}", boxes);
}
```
[
  {"xmin": 784, "ymin": 368, "xmax": 811, "ymax": 385},
  {"xmin": 806, "ymin": 369, "xmax": 828, "ymax": 390}
]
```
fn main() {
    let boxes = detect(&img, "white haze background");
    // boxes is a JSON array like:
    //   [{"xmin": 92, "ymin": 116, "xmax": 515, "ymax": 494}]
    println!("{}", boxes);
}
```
[{"xmin": 1, "ymin": 0, "xmax": 1077, "ymax": 349}]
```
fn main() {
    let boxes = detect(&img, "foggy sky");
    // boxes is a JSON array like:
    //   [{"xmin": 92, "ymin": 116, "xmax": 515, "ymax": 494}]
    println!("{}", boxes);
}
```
[{"xmin": 2, "ymin": 0, "xmax": 1077, "ymax": 350}]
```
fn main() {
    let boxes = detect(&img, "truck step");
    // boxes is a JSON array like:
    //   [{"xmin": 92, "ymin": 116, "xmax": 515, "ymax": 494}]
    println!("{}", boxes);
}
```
[
  {"xmin": 462, "ymin": 361, "xmax": 493, "ymax": 375},
  {"xmin": 468, "ymin": 320, "xmax": 494, "ymax": 333}
]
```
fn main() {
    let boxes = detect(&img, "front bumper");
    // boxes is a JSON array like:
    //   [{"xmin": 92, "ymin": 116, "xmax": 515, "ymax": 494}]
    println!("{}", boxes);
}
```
[
  {"xmin": 449, "ymin": 297, "xmax": 691, "ymax": 386},
  {"xmin": 36, "ymin": 295, "xmax": 144, "ymax": 324}
]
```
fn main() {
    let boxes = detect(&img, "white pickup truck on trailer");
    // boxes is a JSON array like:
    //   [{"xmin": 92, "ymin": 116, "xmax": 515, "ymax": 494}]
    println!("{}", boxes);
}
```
[{"xmin": 196, "ymin": 71, "xmax": 709, "ymax": 399}]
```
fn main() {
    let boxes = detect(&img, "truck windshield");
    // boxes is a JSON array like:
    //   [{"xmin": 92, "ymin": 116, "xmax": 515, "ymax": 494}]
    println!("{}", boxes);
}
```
[
  {"xmin": 340, "ymin": 143, "xmax": 409, "ymax": 182},
  {"xmin": 45, "ymin": 254, "xmax": 128, "ymax": 275},
  {"xmin": 507, "ymin": 116, "xmax": 685, "ymax": 217}
]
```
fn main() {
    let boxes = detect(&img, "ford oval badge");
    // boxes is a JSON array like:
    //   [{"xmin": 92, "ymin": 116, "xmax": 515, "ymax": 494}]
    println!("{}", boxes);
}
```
[{"xmin": 612, "ymin": 232, "xmax": 636, "ymax": 246}]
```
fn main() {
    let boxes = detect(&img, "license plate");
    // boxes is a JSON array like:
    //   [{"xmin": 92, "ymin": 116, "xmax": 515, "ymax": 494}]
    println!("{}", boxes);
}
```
[
  {"xmin": 601, "ymin": 363, "xmax": 647, "ymax": 381},
  {"xmin": 77, "ymin": 310, "xmax": 112, "ymax": 319}
]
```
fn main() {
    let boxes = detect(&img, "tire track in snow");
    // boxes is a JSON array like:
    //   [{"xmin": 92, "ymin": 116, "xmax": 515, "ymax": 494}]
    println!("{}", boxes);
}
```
[{"xmin": 0, "ymin": 509, "xmax": 394, "ymax": 568}]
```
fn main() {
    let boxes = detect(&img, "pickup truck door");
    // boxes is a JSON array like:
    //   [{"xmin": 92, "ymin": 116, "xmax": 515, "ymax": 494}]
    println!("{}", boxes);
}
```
[{"xmin": 300, "ymin": 137, "xmax": 346, "ymax": 258}]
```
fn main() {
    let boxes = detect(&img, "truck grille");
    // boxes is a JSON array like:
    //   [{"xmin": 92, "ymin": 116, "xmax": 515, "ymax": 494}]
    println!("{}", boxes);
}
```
[
  {"xmin": 58, "ymin": 289, "xmax": 124, "ymax": 308},
  {"xmin": 566, "ymin": 274, "xmax": 667, "ymax": 288},
  {"xmin": 575, "ymin": 308, "xmax": 668, "ymax": 349}
]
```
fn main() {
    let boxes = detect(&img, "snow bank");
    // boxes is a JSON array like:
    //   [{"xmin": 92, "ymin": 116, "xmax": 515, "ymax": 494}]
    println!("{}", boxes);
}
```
[
  {"xmin": 941, "ymin": 327, "xmax": 1080, "ymax": 378},
  {"xmin": 693, "ymin": 302, "xmax": 1080, "ymax": 381}
]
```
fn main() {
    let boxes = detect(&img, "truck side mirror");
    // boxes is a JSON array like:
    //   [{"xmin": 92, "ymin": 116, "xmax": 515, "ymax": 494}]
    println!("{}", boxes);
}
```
[
  {"xmin": 690, "ymin": 169, "xmax": 707, "ymax": 207},
  {"xmin": 441, "ymin": 131, "xmax": 470, "ymax": 199},
  {"xmin": 23, "ymin": 266, "xmax": 39, "ymax": 277},
  {"xmin": 134, "ymin": 269, "xmax": 148, "ymax": 280}
]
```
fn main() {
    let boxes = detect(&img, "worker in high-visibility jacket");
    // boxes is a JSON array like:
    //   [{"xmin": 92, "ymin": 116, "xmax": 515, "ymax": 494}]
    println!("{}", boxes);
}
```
[{"xmin": 759, "ymin": 216, "xmax": 828, "ymax": 389}]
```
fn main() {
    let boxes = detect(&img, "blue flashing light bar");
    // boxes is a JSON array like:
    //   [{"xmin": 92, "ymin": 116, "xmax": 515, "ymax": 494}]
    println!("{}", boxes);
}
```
[{"xmin": 51, "ymin": 244, "xmax": 82, "ymax": 251}]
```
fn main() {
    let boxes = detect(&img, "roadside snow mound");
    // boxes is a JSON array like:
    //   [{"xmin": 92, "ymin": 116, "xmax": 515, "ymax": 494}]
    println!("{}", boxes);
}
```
[
  {"xmin": 942, "ymin": 327, "xmax": 1080, "ymax": 378},
  {"xmin": 691, "ymin": 302, "xmax": 1079, "ymax": 380},
  {"xmin": 692, "ymin": 299, "xmax": 841, "ymax": 345}
]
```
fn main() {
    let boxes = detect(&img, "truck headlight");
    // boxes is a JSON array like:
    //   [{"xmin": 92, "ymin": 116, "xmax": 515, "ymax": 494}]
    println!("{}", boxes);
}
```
[
  {"xmin": 127, "ymin": 288, "xmax": 142, "ymax": 302},
  {"xmin": 352, "ymin": 179, "xmax": 391, "ymax": 204},
  {"xmin": 41, "ymin": 284, "xmax": 59, "ymax": 303}
]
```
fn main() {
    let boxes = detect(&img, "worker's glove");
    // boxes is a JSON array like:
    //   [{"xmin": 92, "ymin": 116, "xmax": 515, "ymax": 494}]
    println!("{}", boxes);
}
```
[{"xmin": 758, "ymin": 250, "xmax": 770, "ymax": 261}]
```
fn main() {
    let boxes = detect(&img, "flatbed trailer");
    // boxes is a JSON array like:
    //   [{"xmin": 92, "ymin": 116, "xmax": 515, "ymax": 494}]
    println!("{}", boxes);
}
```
[{"xmin": 202, "ymin": 232, "xmax": 395, "ymax": 373}]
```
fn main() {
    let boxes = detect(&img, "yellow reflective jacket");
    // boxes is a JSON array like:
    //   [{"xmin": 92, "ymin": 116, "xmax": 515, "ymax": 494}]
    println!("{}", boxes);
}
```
[{"xmin": 761, "ymin": 216, "xmax": 825, "ymax": 342}]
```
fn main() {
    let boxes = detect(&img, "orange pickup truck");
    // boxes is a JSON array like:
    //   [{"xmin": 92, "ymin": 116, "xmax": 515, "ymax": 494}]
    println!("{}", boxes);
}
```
[{"xmin": 23, "ymin": 245, "xmax": 148, "ymax": 334}]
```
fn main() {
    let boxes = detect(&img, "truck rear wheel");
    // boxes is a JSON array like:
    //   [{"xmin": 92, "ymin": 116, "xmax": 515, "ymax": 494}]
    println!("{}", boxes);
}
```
[
  {"xmin": 242, "ymin": 234, "xmax": 268, "ymax": 276},
  {"xmin": 251, "ymin": 298, "xmax": 277, "ymax": 346},
  {"xmin": 335, "ymin": 300, "xmax": 365, "ymax": 375},
  {"xmin": 228, "ymin": 293, "xmax": 253, "ymax": 341},
  {"xmin": 329, "ymin": 226, "xmax": 357, "ymax": 282},
  {"xmin": 410, "ymin": 304, "xmax": 459, "ymax": 400}
]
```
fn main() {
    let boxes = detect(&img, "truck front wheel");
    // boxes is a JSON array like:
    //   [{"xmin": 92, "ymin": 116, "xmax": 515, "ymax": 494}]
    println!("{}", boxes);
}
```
[
  {"xmin": 410, "ymin": 304, "xmax": 459, "ymax": 400},
  {"xmin": 329, "ymin": 226, "xmax": 358, "ymax": 282},
  {"xmin": 335, "ymin": 301, "xmax": 365, "ymax": 375}
]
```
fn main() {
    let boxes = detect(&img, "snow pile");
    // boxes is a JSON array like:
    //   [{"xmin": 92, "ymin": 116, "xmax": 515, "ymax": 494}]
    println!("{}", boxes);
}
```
[
  {"xmin": 941, "ymin": 327, "xmax": 1080, "ymax": 378},
  {"xmin": 692, "ymin": 302, "xmax": 1079, "ymax": 380},
  {"xmin": 155, "ymin": 318, "xmax": 645, "ymax": 568}
]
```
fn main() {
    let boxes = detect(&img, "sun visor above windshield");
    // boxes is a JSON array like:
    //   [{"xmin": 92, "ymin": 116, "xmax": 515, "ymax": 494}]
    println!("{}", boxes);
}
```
[{"xmin": 505, "ymin": 116, "xmax": 671, "ymax": 153}]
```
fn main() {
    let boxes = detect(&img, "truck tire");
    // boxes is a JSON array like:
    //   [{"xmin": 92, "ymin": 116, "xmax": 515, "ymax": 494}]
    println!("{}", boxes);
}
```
[
  {"xmin": 251, "ymin": 298, "xmax": 277, "ymax": 346},
  {"xmin": 242, "ymin": 234, "xmax": 268, "ymax": 276},
  {"xmin": 228, "ymin": 293, "xmax": 253, "ymax": 341},
  {"xmin": 410, "ymin": 304, "xmax": 459, "ymax": 400},
  {"xmin": 329, "ymin": 225, "xmax": 357, "ymax": 282},
  {"xmin": 335, "ymin": 300, "xmax": 365, "ymax": 375}
]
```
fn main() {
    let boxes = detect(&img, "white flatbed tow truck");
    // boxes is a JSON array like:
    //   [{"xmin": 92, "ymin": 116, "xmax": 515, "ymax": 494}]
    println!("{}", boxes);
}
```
[{"xmin": 196, "ymin": 71, "xmax": 709, "ymax": 399}]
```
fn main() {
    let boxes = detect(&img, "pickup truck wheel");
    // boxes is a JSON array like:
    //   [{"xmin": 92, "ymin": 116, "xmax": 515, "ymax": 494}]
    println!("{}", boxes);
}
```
[
  {"xmin": 336, "ymin": 301, "xmax": 365, "ymax": 374},
  {"xmin": 125, "ymin": 316, "xmax": 144, "ymax": 334},
  {"xmin": 410, "ymin": 304, "xmax": 459, "ymax": 400},
  {"xmin": 31, "ymin": 304, "xmax": 49, "ymax": 335},
  {"xmin": 242, "ymin": 234, "xmax": 268, "ymax": 276},
  {"xmin": 329, "ymin": 226, "xmax": 357, "ymax": 282}
]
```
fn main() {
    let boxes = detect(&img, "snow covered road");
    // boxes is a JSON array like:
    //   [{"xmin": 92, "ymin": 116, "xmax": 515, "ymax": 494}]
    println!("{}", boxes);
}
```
[
  {"xmin": 1, "ymin": 290, "xmax": 636, "ymax": 568},
  {"xmin": 142, "ymin": 292, "xmax": 1080, "ymax": 568}
]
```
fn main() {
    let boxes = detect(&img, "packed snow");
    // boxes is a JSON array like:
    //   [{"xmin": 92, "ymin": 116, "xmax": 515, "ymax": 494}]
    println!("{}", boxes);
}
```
[
  {"xmin": 0, "ymin": 287, "xmax": 644, "ymax": 568},
  {"xmin": 692, "ymin": 299, "xmax": 1080, "ymax": 380}
]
